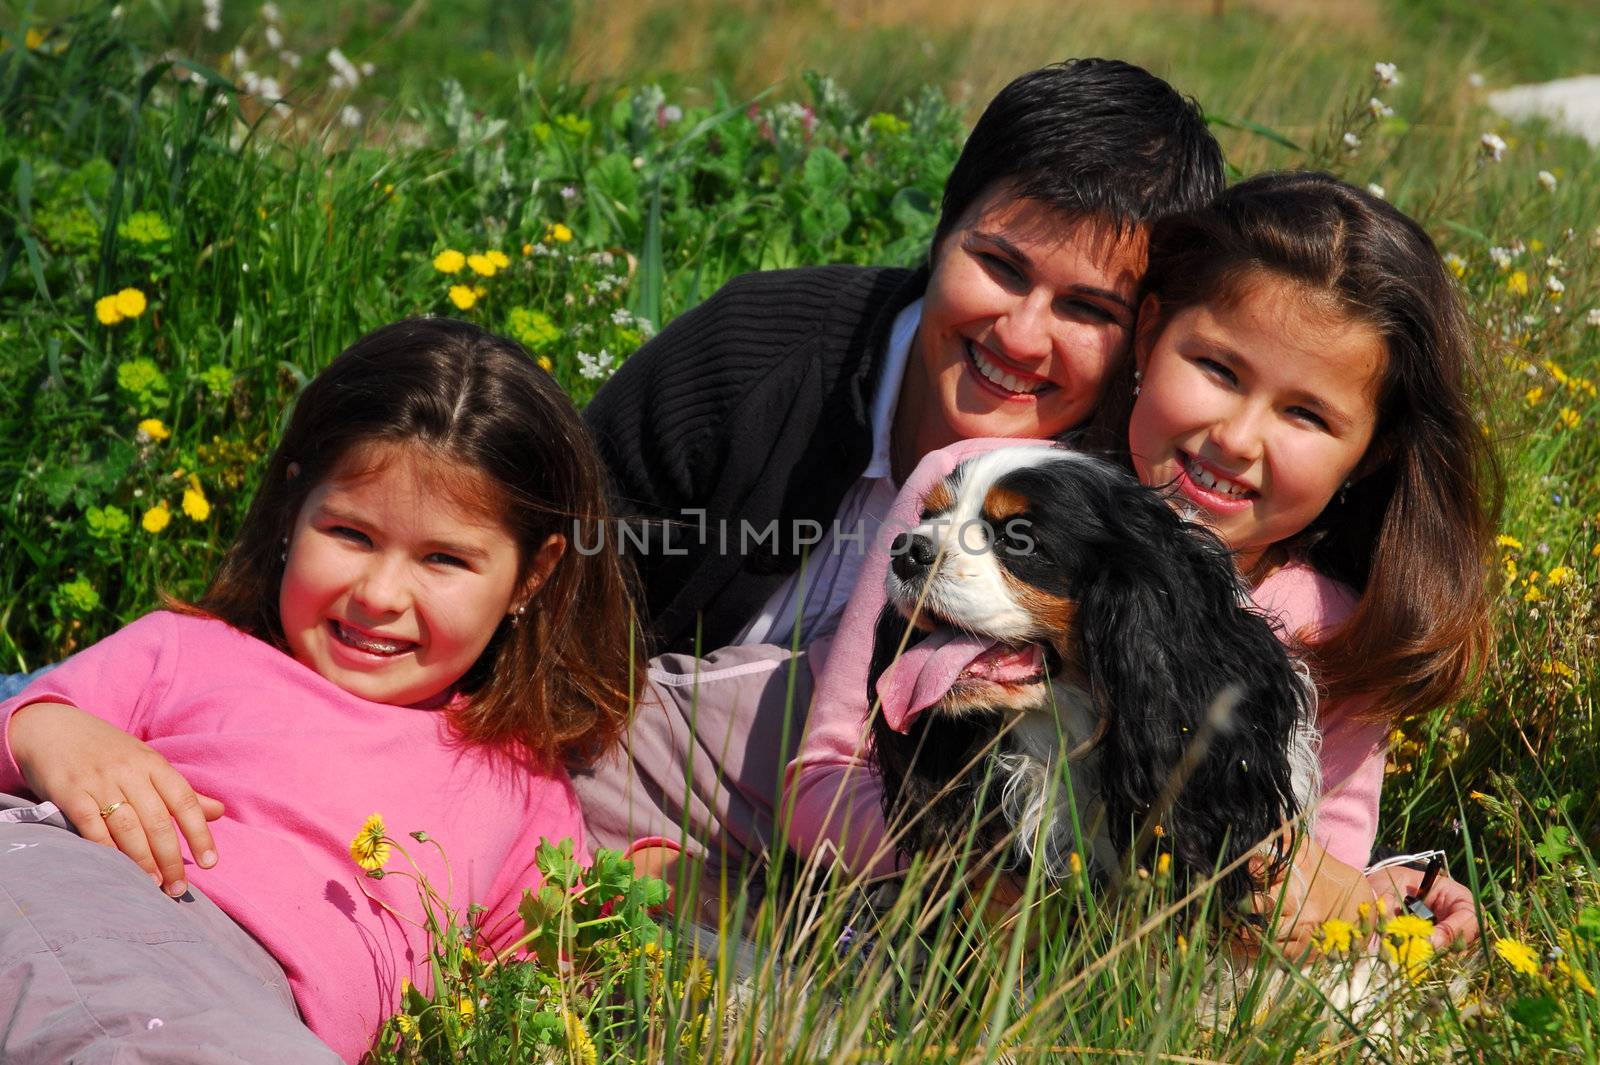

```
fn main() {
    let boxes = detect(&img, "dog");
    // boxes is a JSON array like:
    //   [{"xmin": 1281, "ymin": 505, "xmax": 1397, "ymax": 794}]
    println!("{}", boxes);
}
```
[{"xmin": 866, "ymin": 445, "xmax": 1321, "ymax": 914}]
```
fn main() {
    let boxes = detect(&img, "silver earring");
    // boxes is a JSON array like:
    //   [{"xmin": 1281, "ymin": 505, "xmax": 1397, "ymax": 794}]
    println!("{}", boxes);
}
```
[
  {"xmin": 280, "ymin": 536, "xmax": 288, "ymax": 562},
  {"xmin": 1338, "ymin": 480, "xmax": 1351, "ymax": 506},
  {"xmin": 1132, "ymin": 369, "xmax": 1142, "ymax": 397},
  {"xmin": 509, "ymin": 604, "xmax": 526, "ymax": 627}
]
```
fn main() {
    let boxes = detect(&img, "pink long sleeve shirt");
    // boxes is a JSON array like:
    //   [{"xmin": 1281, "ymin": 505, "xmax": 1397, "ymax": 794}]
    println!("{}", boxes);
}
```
[
  {"xmin": 784, "ymin": 438, "xmax": 1388, "ymax": 879},
  {"xmin": 0, "ymin": 612, "xmax": 587, "ymax": 1063}
]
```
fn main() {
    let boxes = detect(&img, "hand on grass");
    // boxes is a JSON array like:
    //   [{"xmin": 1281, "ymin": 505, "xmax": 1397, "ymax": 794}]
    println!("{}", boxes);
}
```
[
  {"xmin": 1245, "ymin": 838, "xmax": 1381, "ymax": 960},
  {"xmin": 1367, "ymin": 864, "xmax": 1480, "ymax": 950},
  {"xmin": 8, "ymin": 702, "xmax": 223, "ymax": 896}
]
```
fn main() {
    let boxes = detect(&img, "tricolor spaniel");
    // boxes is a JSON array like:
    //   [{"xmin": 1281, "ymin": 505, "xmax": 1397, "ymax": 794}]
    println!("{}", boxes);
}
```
[{"xmin": 867, "ymin": 445, "xmax": 1320, "ymax": 912}]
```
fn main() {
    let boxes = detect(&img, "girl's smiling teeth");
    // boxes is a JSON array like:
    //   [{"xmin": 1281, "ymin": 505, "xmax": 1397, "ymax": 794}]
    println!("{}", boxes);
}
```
[
  {"xmin": 1180, "ymin": 452, "xmax": 1254, "ymax": 499},
  {"xmin": 329, "ymin": 619, "xmax": 417, "ymax": 657},
  {"xmin": 966, "ymin": 340, "xmax": 1052, "ymax": 397}
]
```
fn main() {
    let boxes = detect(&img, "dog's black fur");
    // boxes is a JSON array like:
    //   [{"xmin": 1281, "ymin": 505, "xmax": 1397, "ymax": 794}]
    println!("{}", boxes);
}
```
[{"xmin": 868, "ymin": 451, "xmax": 1313, "ymax": 912}]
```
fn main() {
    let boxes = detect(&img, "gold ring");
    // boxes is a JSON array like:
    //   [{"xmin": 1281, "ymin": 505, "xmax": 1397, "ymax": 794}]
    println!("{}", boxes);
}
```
[{"xmin": 98, "ymin": 800, "xmax": 127, "ymax": 819}]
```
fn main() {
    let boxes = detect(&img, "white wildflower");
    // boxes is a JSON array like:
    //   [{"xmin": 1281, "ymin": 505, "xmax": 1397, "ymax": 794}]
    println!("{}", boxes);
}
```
[
  {"xmin": 1467, "ymin": 71, "xmax": 1485, "ymax": 88},
  {"xmin": 327, "ymin": 47, "xmax": 361, "ymax": 91},
  {"xmin": 1489, "ymin": 246, "xmax": 1514, "ymax": 271},
  {"xmin": 1443, "ymin": 251, "xmax": 1466, "ymax": 275},
  {"xmin": 1546, "ymin": 255, "xmax": 1565, "ymax": 271},
  {"xmin": 1342, "ymin": 131, "xmax": 1362, "ymax": 151},
  {"xmin": 280, "ymin": 49, "xmax": 300, "ymax": 69},
  {"xmin": 1368, "ymin": 97, "xmax": 1394, "ymax": 119},
  {"xmin": 610, "ymin": 308, "xmax": 635, "ymax": 327},
  {"xmin": 1586, "ymin": 308, "xmax": 1600, "ymax": 328},
  {"xmin": 660, "ymin": 104, "xmax": 683, "ymax": 124},
  {"xmin": 229, "ymin": 46, "xmax": 249, "ymax": 70},
  {"xmin": 264, "ymin": 25, "xmax": 283, "ymax": 50},
  {"xmin": 1545, "ymin": 276, "xmax": 1565, "ymax": 297},
  {"xmin": 339, "ymin": 105, "xmax": 363, "ymax": 128},
  {"xmin": 260, "ymin": 2, "xmax": 280, "ymax": 22},
  {"xmin": 1373, "ymin": 62, "xmax": 1399, "ymax": 88},
  {"xmin": 632, "ymin": 156, "xmax": 644, "ymax": 169},
  {"xmin": 560, "ymin": 185, "xmax": 579, "ymax": 201},
  {"xmin": 361, "ymin": 62, "xmax": 375, "ymax": 77},
  {"xmin": 110, "ymin": 5, "xmax": 123, "ymax": 19},
  {"xmin": 576, "ymin": 349, "xmax": 615, "ymax": 381},
  {"xmin": 1480, "ymin": 132, "xmax": 1507, "ymax": 161},
  {"xmin": 202, "ymin": 0, "xmax": 223, "ymax": 33},
  {"xmin": 1538, "ymin": 170, "xmax": 1558, "ymax": 192},
  {"xmin": 1366, "ymin": 183, "xmax": 1386, "ymax": 200}
]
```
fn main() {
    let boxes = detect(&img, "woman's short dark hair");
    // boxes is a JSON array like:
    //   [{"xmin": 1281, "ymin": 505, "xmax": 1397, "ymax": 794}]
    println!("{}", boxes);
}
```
[
  {"xmin": 1093, "ymin": 171, "xmax": 1501, "ymax": 724},
  {"xmin": 185, "ymin": 318, "xmax": 642, "ymax": 770},
  {"xmin": 931, "ymin": 58, "xmax": 1225, "ymax": 253}
]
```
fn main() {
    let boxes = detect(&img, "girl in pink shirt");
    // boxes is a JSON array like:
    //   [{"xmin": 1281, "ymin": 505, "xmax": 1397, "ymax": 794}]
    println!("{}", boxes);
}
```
[
  {"xmin": 786, "ymin": 172, "xmax": 1498, "ymax": 950},
  {"xmin": 0, "ymin": 319, "xmax": 641, "ymax": 1062}
]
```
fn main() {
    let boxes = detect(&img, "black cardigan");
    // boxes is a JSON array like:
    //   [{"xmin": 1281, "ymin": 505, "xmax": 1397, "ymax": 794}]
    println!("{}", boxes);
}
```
[{"xmin": 582, "ymin": 264, "xmax": 928, "ymax": 654}]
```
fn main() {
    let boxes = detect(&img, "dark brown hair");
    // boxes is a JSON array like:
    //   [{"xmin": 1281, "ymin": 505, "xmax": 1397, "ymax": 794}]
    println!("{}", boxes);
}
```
[
  {"xmin": 186, "ymin": 318, "xmax": 641, "ymax": 770},
  {"xmin": 932, "ymin": 58, "xmax": 1224, "ymax": 254},
  {"xmin": 1090, "ymin": 171, "xmax": 1501, "ymax": 722}
]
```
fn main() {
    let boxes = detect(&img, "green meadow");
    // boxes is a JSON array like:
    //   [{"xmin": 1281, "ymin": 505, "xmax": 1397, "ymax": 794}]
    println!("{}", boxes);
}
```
[{"xmin": 3, "ymin": 0, "xmax": 1598, "ymax": 1060}]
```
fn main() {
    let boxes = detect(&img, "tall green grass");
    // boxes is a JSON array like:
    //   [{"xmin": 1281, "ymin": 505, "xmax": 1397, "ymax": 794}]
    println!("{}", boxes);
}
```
[{"xmin": 4, "ymin": 2, "xmax": 1599, "ymax": 1061}]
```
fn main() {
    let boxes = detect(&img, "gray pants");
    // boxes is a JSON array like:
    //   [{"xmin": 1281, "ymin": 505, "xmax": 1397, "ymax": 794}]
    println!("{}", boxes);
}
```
[
  {"xmin": 572, "ymin": 644, "xmax": 814, "ymax": 885},
  {"xmin": 0, "ymin": 796, "xmax": 342, "ymax": 1064}
]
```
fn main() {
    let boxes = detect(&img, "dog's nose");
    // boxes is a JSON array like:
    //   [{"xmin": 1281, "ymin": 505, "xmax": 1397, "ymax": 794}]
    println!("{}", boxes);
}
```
[{"xmin": 890, "ymin": 533, "xmax": 937, "ymax": 581}]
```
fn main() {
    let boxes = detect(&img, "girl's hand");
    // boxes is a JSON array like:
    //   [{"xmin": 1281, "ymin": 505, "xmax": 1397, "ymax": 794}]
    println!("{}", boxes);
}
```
[
  {"xmin": 1367, "ymin": 865, "xmax": 1480, "ymax": 950},
  {"xmin": 8, "ymin": 702, "xmax": 224, "ymax": 896}
]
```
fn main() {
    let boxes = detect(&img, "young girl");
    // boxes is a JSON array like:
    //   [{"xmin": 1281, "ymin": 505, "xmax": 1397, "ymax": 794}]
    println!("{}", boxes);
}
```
[
  {"xmin": 786, "ymin": 171, "xmax": 1497, "ymax": 945},
  {"xmin": 0, "ymin": 319, "xmax": 642, "ymax": 1062}
]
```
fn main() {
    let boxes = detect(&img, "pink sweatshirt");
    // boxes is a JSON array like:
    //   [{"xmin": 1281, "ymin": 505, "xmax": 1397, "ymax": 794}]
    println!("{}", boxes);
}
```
[
  {"xmin": 783, "ymin": 438, "xmax": 1388, "ymax": 878},
  {"xmin": 0, "ymin": 612, "xmax": 587, "ymax": 1063}
]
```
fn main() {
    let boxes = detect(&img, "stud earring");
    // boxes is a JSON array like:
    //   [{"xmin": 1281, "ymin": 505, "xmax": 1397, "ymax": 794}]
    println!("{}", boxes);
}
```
[
  {"xmin": 1132, "ymin": 369, "xmax": 1142, "ymax": 397},
  {"xmin": 509, "ymin": 604, "xmax": 527, "ymax": 627},
  {"xmin": 1338, "ymin": 480, "xmax": 1352, "ymax": 506},
  {"xmin": 279, "ymin": 535, "xmax": 288, "ymax": 562}
]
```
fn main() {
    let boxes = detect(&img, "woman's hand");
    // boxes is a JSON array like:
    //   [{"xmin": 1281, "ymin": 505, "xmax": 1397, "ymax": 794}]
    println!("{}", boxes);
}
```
[
  {"xmin": 8, "ymin": 702, "xmax": 223, "ymax": 896},
  {"xmin": 1246, "ymin": 839, "xmax": 1382, "ymax": 959},
  {"xmin": 1367, "ymin": 863, "xmax": 1480, "ymax": 950}
]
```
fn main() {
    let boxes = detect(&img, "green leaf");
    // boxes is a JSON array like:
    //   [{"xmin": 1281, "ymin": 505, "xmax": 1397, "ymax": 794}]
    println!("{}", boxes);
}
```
[
  {"xmin": 1575, "ymin": 906, "xmax": 1600, "ymax": 942},
  {"xmin": 1534, "ymin": 824, "xmax": 1575, "ymax": 866},
  {"xmin": 1509, "ymin": 993, "xmax": 1560, "ymax": 1034},
  {"xmin": 802, "ymin": 146, "xmax": 848, "ymax": 193}
]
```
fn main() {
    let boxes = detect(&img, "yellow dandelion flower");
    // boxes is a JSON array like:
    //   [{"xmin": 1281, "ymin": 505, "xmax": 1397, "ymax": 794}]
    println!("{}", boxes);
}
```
[
  {"xmin": 1547, "ymin": 566, "xmax": 1574, "ymax": 585},
  {"xmin": 1544, "ymin": 361, "xmax": 1570, "ymax": 386},
  {"xmin": 142, "ymin": 502, "xmax": 171, "ymax": 533},
  {"xmin": 545, "ymin": 222, "xmax": 573, "ymax": 243},
  {"xmin": 1176, "ymin": 933, "xmax": 1188, "ymax": 952},
  {"xmin": 448, "ymin": 285, "xmax": 478, "ymax": 311},
  {"xmin": 563, "ymin": 1010, "xmax": 597, "ymax": 1065},
  {"xmin": 485, "ymin": 250, "xmax": 510, "ymax": 269},
  {"xmin": 1068, "ymin": 851, "xmax": 1083, "ymax": 876},
  {"xmin": 1443, "ymin": 252, "xmax": 1466, "ymax": 278},
  {"xmin": 95, "ymin": 295, "xmax": 125, "ymax": 326},
  {"xmin": 521, "ymin": 242, "xmax": 534, "ymax": 256},
  {"xmin": 1497, "ymin": 534, "xmax": 1523, "ymax": 550},
  {"xmin": 396, "ymin": 1014, "xmax": 418, "ymax": 1038},
  {"xmin": 114, "ymin": 288, "xmax": 147, "ymax": 318},
  {"xmin": 1524, "ymin": 584, "xmax": 1544, "ymax": 603},
  {"xmin": 1503, "ymin": 557, "xmax": 1518, "ymax": 582},
  {"xmin": 466, "ymin": 253, "xmax": 496, "ymax": 277},
  {"xmin": 433, "ymin": 249, "xmax": 466, "ymax": 274},
  {"xmin": 348, "ymin": 813, "xmax": 391, "ymax": 871},
  {"xmin": 1541, "ymin": 660, "xmax": 1576, "ymax": 680},
  {"xmin": 25, "ymin": 27, "xmax": 46, "ymax": 50},
  {"xmin": 1469, "ymin": 790, "xmax": 1491, "ymax": 802},
  {"xmin": 137, "ymin": 418, "xmax": 170, "ymax": 442},
  {"xmin": 1558, "ymin": 959, "xmax": 1597, "ymax": 995},
  {"xmin": 1558, "ymin": 407, "xmax": 1580, "ymax": 430},
  {"xmin": 1525, "ymin": 385, "xmax": 1545, "ymax": 405},
  {"xmin": 1493, "ymin": 937, "xmax": 1540, "ymax": 976},
  {"xmin": 1507, "ymin": 271, "xmax": 1529, "ymax": 296},
  {"xmin": 457, "ymin": 995, "xmax": 476, "ymax": 1022},
  {"xmin": 1156, "ymin": 852, "xmax": 1172, "ymax": 877},
  {"xmin": 1316, "ymin": 917, "xmax": 1358, "ymax": 954},
  {"xmin": 181, "ymin": 479, "xmax": 211, "ymax": 522},
  {"xmin": 536, "ymin": 355, "xmax": 553, "ymax": 373},
  {"xmin": 1382, "ymin": 915, "xmax": 1435, "ymax": 980}
]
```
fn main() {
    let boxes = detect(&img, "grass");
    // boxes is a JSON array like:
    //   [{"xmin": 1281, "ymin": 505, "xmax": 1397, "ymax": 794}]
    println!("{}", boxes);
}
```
[{"xmin": 3, "ymin": 0, "xmax": 1599, "ymax": 1061}]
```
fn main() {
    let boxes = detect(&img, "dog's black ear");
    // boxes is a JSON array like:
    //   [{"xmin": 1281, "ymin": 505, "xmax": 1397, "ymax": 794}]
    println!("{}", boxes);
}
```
[{"xmin": 1074, "ymin": 488, "xmax": 1303, "ymax": 911}]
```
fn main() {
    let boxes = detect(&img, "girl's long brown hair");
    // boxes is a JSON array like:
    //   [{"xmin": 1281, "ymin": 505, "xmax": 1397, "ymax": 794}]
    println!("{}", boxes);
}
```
[
  {"xmin": 186, "ymin": 318, "xmax": 641, "ymax": 770},
  {"xmin": 1089, "ymin": 171, "xmax": 1502, "ymax": 723}
]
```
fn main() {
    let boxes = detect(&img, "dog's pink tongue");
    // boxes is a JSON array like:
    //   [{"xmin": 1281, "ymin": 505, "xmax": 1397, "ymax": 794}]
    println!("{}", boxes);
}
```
[{"xmin": 875, "ymin": 629, "xmax": 1038, "ymax": 732}]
